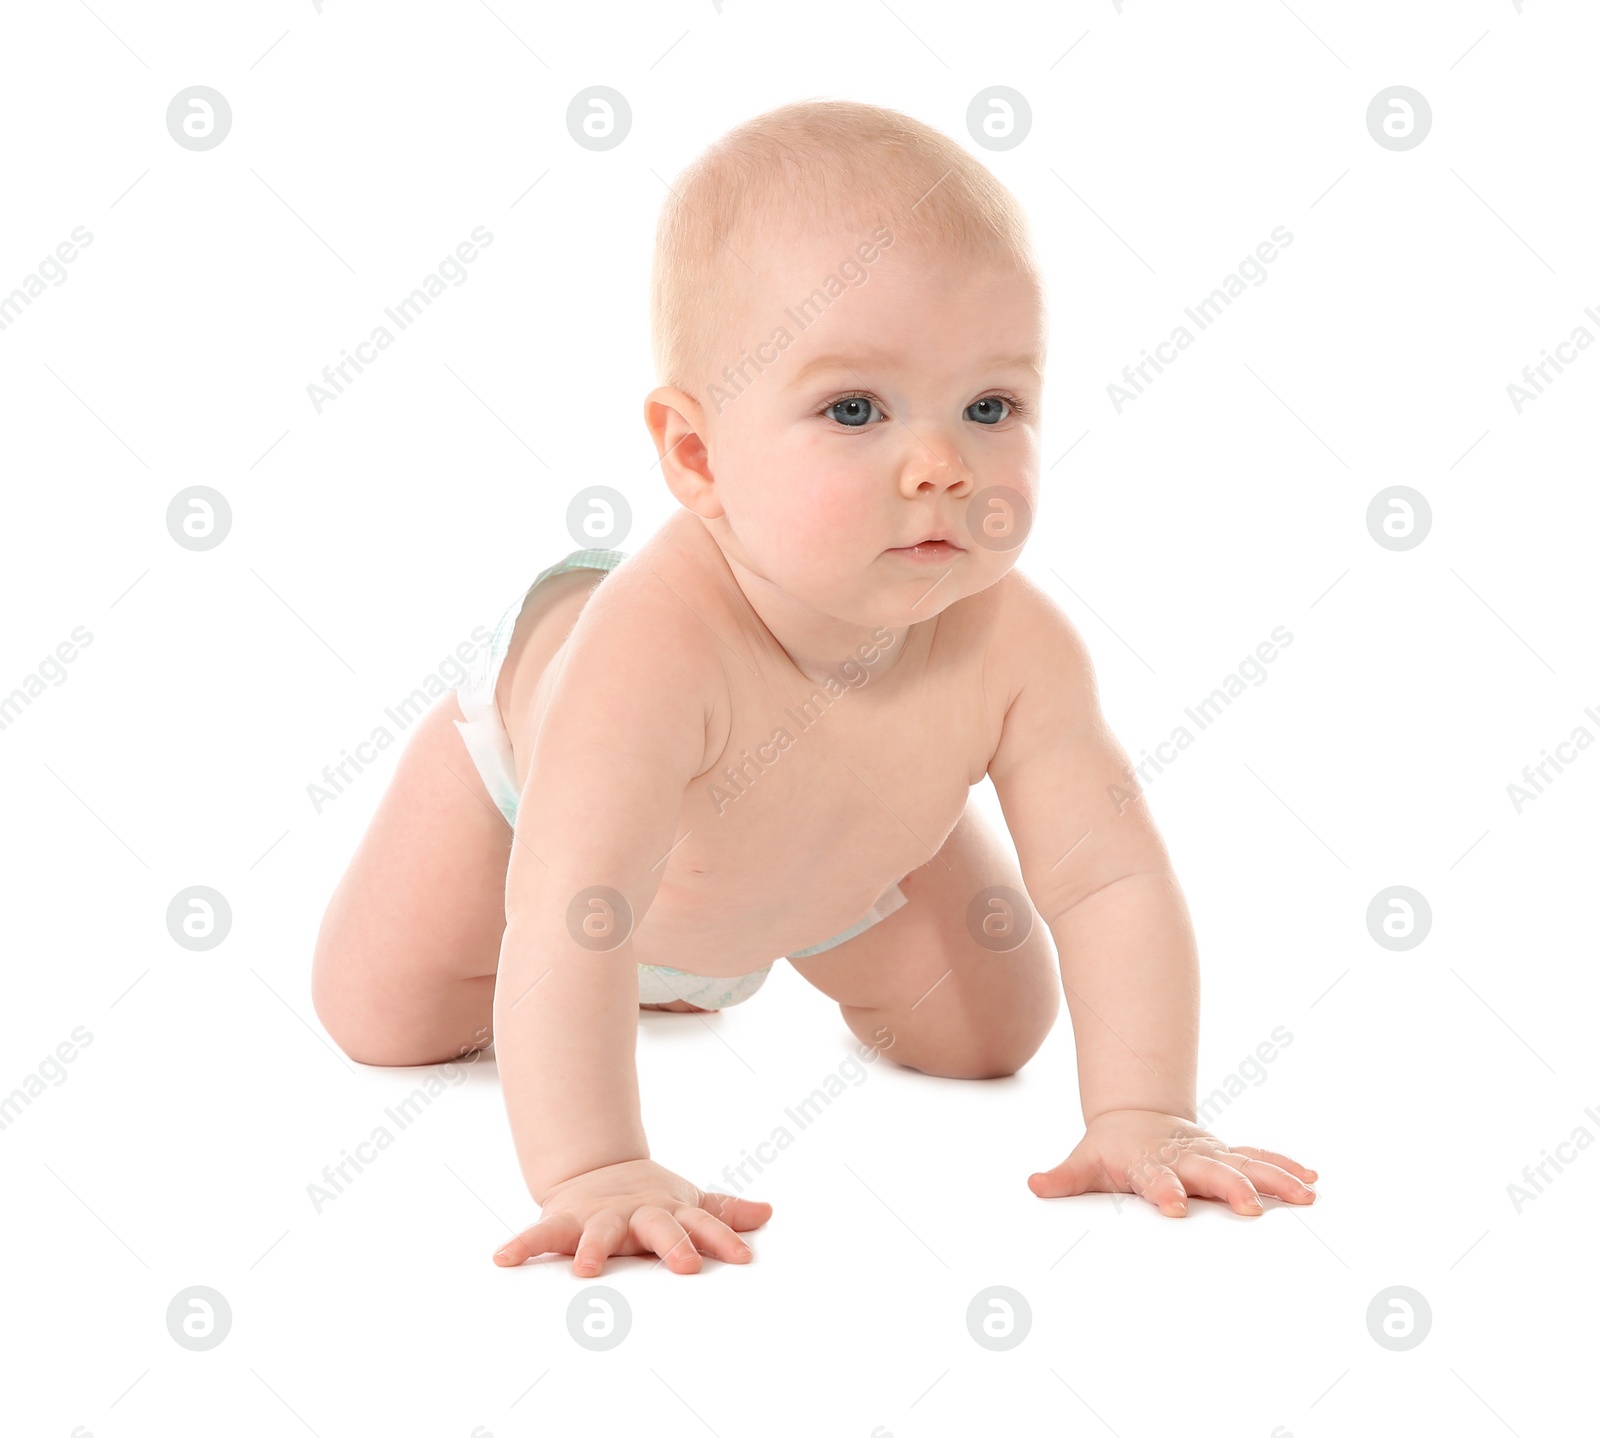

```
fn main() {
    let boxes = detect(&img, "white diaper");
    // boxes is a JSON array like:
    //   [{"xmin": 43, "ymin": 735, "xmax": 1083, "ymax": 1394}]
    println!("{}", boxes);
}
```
[{"xmin": 635, "ymin": 964, "xmax": 774, "ymax": 1009}]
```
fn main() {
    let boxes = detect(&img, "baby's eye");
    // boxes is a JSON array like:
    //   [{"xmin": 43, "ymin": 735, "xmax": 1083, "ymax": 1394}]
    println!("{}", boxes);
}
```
[
  {"xmin": 965, "ymin": 396, "xmax": 1011, "ymax": 425},
  {"xmin": 825, "ymin": 395, "xmax": 882, "ymax": 428}
]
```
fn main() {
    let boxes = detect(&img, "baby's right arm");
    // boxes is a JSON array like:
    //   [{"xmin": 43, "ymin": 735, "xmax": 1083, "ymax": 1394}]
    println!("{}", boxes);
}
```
[{"xmin": 488, "ymin": 571, "xmax": 770, "ymax": 1275}]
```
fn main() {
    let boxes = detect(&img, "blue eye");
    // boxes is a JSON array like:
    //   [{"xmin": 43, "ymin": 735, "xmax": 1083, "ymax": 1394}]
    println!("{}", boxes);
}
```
[
  {"xmin": 826, "ymin": 395, "xmax": 881, "ymax": 427},
  {"xmin": 965, "ymin": 396, "xmax": 1011, "ymax": 425}
]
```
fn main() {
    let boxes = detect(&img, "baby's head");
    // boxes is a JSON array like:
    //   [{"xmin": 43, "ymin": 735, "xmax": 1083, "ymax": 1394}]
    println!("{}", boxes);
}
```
[{"xmin": 646, "ymin": 99, "xmax": 1046, "ymax": 630}]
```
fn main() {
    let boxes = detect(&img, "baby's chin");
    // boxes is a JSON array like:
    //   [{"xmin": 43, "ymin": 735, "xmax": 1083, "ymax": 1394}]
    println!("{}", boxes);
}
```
[
  {"xmin": 730, "ymin": 535, "xmax": 1004, "ymax": 627},
  {"xmin": 802, "ymin": 561, "xmax": 993, "ymax": 630}
]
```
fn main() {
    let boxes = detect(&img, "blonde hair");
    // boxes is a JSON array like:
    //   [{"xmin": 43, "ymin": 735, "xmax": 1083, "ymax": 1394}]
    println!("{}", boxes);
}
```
[{"xmin": 650, "ymin": 98, "xmax": 1040, "ymax": 402}]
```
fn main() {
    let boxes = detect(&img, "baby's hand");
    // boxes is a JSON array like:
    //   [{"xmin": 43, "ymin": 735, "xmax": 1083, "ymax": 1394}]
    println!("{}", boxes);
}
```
[
  {"xmin": 493, "ymin": 1158, "xmax": 772, "ymax": 1275},
  {"xmin": 1027, "ymin": 1109, "xmax": 1318, "ymax": 1217}
]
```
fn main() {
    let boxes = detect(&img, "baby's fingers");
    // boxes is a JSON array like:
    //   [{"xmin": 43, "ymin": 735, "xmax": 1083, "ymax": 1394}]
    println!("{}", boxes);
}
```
[
  {"xmin": 633, "ymin": 1205, "xmax": 702, "ymax": 1274},
  {"xmin": 573, "ymin": 1211, "xmax": 630, "ymax": 1277},
  {"xmin": 1229, "ymin": 1145, "xmax": 1318, "ymax": 1184},
  {"xmin": 676, "ymin": 1206, "xmax": 755, "ymax": 1265},
  {"xmin": 1176, "ymin": 1154, "xmax": 1266, "ymax": 1216},
  {"xmin": 494, "ymin": 1212, "xmax": 581, "ymax": 1267},
  {"xmin": 1220, "ymin": 1153, "xmax": 1316, "ymax": 1205},
  {"xmin": 698, "ymin": 1191, "xmax": 773, "ymax": 1233},
  {"xmin": 1128, "ymin": 1162, "xmax": 1189, "ymax": 1218}
]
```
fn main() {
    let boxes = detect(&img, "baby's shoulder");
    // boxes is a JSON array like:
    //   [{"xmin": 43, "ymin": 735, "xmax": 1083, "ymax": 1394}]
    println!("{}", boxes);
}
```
[
  {"xmin": 938, "ymin": 565, "xmax": 1094, "ymax": 699},
  {"xmin": 552, "ymin": 530, "xmax": 750, "ymax": 748},
  {"xmin": 563, "ymin": 545, "xmax": 729, "ymax": 682},
  {"xmin": 525, "ymin": 541, "xmax": 732, "ymax": 778},
  {"xmin": 942, "ymin": 564, "xmax": 1075, "ymax": 651}
]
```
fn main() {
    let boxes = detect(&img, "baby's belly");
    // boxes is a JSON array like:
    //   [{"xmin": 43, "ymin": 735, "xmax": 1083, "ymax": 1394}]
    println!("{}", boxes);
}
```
[
  {"xmin": 625, "ymin": 860, "xmax": 911, "ymax": 975},
  {"xmin": 626, "ymin": 732, "xmax": 971, "ymax": 972}
]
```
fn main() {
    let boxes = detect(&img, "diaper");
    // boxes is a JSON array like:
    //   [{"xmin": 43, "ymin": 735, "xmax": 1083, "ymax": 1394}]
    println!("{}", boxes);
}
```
[
  {"xmin": 789, "ymin": 878, "xmax": 909, "ymax": 957},
  {"xmin": 635, "ymin": 963, "xmax": 772, "ymax": 1009},
  {"xmin": 451, "ymin": 546, "xmax": 910, "ymax": 1009},
  {"xmin": 635, "ymin": 875, "xmax": 910, "ymax": 1009},
  {"xmin": 452, "ymin": 547, "xmax": 627, "ymax": 829}
]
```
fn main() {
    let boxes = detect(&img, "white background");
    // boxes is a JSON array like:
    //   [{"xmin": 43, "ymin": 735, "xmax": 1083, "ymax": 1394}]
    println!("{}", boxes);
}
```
[{"xmin": 2, "ymin": 1, "xmax": 1596, "ymax": 1435}]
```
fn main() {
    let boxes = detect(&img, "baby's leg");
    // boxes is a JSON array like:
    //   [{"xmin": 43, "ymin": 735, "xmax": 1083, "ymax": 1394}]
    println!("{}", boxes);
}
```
[
  {"xmin": 788, "ymin": 796, "xmax": 1061, "ymax": 1078},
  {"xmin": 312, "ymin": 692, "xmax": 510, "ymax": 1066}
]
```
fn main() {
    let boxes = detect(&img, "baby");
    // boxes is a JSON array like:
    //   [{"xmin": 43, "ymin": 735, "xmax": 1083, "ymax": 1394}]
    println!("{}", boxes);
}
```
[{"xmin": 311, "ymin": 100, "xmax": 1317, "ymax": 1277}]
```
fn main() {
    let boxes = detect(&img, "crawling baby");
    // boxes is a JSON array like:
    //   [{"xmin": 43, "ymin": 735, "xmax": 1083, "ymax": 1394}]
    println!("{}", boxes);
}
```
[{"xmin": 312, "ymin": 99, "xmax": 1317, "ymax": 1277}]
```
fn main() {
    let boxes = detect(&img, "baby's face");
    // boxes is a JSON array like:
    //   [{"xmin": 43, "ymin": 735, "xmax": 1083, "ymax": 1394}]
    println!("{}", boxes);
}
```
[{"xmin": 699, "ymin": 229, "xmax": 1045, "ymax": 630}]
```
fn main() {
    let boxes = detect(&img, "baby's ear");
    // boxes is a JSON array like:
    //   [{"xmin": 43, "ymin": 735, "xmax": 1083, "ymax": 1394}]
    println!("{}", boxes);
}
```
[{"xmin": 643, "ymin": 386, "xmax": 720, "ymax": 515}]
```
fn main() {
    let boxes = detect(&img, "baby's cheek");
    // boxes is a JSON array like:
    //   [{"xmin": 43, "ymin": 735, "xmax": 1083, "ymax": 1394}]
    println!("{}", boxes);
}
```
[
  {"xmin": 792, "ymin": 488, "xmax": 880, "ymax": 578},
  {"xmin": 722, "ymin": 429, "xmax": 884, "ymax": 578},
  {"xmin": 790, "ymin": 451, "xmax": 871, "ymax": 520},
  {"xmin": 744, "ymin": 452, "xmax": 857, "ymax": 531},
  {"xmin": 799, "ymin": 483, "xmax": 868, "ymax": 535}
]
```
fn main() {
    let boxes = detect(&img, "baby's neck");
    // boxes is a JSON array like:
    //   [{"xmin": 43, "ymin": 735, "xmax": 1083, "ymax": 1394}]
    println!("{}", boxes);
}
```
[{"xmin": 687, "ymin": 514, "xmax": 915, "ymax": 690}]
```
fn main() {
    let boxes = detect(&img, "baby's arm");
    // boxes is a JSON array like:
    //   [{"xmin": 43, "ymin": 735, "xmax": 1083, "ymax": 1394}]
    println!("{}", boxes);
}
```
[
  {"xmin": 987, "ymin": 576, "xmax": 1317, "ymax": 1217},
  {"xmin": 488, "ymin": 574, "xmax": 769, "ymax": 1273}
]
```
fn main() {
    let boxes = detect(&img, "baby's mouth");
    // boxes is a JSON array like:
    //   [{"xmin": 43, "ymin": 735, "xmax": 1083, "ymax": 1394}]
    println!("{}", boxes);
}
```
[{"xmin": 886, "ymin": 538, "xmax": 963, "ymax": 562}]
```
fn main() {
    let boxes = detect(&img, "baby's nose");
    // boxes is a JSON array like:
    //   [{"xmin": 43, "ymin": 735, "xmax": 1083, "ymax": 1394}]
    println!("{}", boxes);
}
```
[{"xmin": 898, "ymin": 437, "xmax": 972, "ymax": 494}]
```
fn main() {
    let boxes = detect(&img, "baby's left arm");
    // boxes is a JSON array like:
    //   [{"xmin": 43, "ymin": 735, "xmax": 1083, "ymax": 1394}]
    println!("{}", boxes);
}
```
[{"xmin": 986, "ymin": 575, "xmax": 1317, "ymax": 1218}]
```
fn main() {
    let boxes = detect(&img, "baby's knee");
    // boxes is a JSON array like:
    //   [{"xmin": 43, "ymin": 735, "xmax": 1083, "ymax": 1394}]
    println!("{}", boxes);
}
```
[
  {"xmin": 310, "ymin": 936, "xmax": 429, "ymax": 1067},
  {"xmin": 841, "ymin": 1006, "xmax": 1045, "ymax": 1081},
  {"xmin": 310, "ymin": 961, "xmax": 388, "ymax": 1066},
  {"xmin": 893, "ymin": 1036, "xmax": 1041, "ymax": 1081}
]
